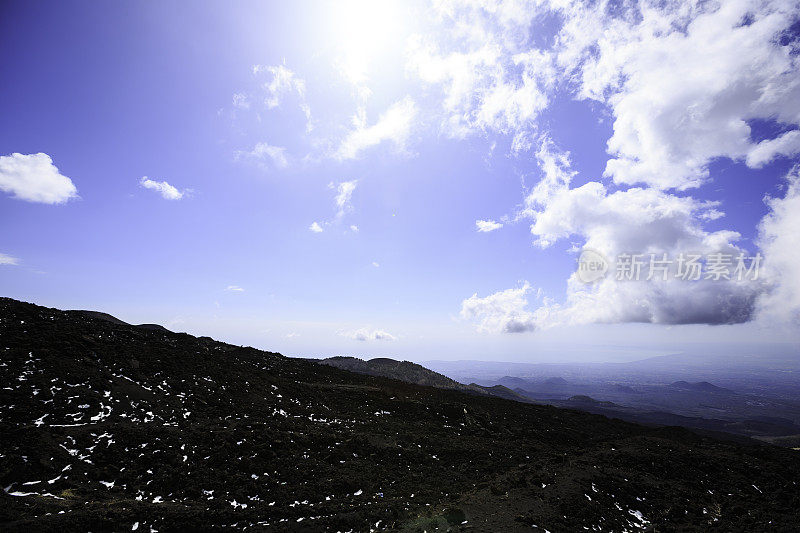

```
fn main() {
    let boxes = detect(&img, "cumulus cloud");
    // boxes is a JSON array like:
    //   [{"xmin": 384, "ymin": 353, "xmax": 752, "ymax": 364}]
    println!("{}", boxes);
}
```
[
  {"xmin": 411, "ymin": 2, "xmax": 800, "ymax": 330},
  {"xmin": 463, "ymin": 139, "xmax": 768, "ymax": 332},
  {"xmin": 309, "ymin": 221, "xmax": 324, "ymax": 233},
  {"xmin": 0, "ymin": 152, "xmax": 78, "ymax": 204},
  {"xmin": 139, "ymin": 177, "xmax": 185, "ymax": 200},
  {"xmin": 337, "ymin": 97, "xmax": 417, "ymax": 159},
  {"xmin": 552, "ymin": 0, "xmax": 800, "ymax": 190},
  {"xmin": 404, "ymin": 2, "xmax": 799, "ymax": 330},
  {"xmin": 526, "ymin": 141, "xmax": 764, "ymax": 327},
  {"xmin": 0, "ymin": 253, "xmax": 20, "ymax": 265},
  {"xmin": 340, "ymin": 328, "xmax": 397, "ymax": 341},
  {"xmin": 461, "ymin": 283, "xmax": 539, "ymax": 333},
  {"xmin": 476, "ymin": 219, "xmax": 503, "ymax": 232},
  {"xmin": 235, "ymin": 142, "xmax": 289, "ymax": 169},
  {"xmin": 404, "ymin": 1, "xmax": 799, "ymax": 188},
  {"xmin": 756, "ymin": 166, "xmax": 800, "ymax": 323}
]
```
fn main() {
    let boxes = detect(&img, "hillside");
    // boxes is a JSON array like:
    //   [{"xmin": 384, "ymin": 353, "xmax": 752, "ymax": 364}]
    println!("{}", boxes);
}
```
[
  {"xmin": 319, "ymin": 356, "xmax": 468, "ymax": 390},
  {"xmin": 1, "ymin": 297, "xmax": 800, "ymax": 531},
  {"xmin": 319, "ymin": 356, "xmax": 525, "ymax": 401}
]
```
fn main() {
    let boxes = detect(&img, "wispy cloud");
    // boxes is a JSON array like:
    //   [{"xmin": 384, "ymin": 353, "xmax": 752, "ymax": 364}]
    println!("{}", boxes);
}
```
[
  {"xmin": 476, "ymin": 219, "xmax": 503, "ymax": 232},
  {"xmin": 235, "ymin": 142, "xmax": 288, "ymax": 169},
  {"xmin": 333, "ymin": 180, "xmax": 357, "ymax": 218},
  {"xmin": 140, "ymin": 177, "xmax": 185, "ymax": 200},
  {"xmin": 0, "ymin": 152, "xmax": 78, "ymax": 204},
  {"xmin": 337, "ymin": 97, "xmax": 417, "ymax": 159},
  {"xmin": 0, "ymin": 253, "xmax": 20, "ymax": 265},
  {"xmin": 232, "ymin": 92, "xmax": 250, "ymax": 110},
  {"xmin": 310, "ymin": 181, "xmax": 359, "ymax": 233},
  {"xmin": 253, "ymin": 64, "xmax": 306, "ymax": 109}
]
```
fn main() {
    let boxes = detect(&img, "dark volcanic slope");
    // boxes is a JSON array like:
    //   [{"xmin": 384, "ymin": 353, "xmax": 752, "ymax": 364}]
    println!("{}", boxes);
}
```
[{"xmin": 1, "ymin": 298, "xmax": 800, "ymax": 532}]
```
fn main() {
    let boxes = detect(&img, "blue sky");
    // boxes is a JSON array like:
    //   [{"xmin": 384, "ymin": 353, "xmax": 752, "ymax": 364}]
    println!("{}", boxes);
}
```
[{"xmin": 2, "ymin": 0, "xmax": 799, "ymax": 362}]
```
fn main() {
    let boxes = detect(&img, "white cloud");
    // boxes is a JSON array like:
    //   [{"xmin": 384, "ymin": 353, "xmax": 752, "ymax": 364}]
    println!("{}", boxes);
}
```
[
  {"xmin": 405, "ymin": 5, "xmax": 552, "ymax": 139},
  {"xmin": 411, "ymin": 2, "xmax": 800, "ymax": 330},
  {"xmin": 233, "ymin": 64, "xmax": 312, "ymax": 135},
  {"xmin": 463, "ymin": 139, "xmax": 767, "ymax": 332},
  {"xmin": 0, "ymin": 253, "xmax": 20, "ymax": 265},
  {"xmin": 312, "ymin": 181, "xmax": 359, "ymax": 231},
  {"xmin": 139, "ymin": 177, "xmax": 185, "ymax": 200},
  {"xmin": 404, "ymin": 1, "xmax": 799, "ymax": 187},
  {"xmin": 747, "ymin": 130, "xmax": 800, "ymax": 168},
  {"xmin": 337, "ymin": 97, "xmax": 417, "ymax": 159},
  {"xmin": 334, "ymin": 180, "xmax": 358, "ymax": 218},
  {"xmin": 476, "ymin": 219, "xmax": 503, "ymax": 232},
  {"xmin": 253, "ymin": 64, "xmax": 306, "ymax": 109},
  {"xmin": 461, "ymin": 282, "xmax": 538, "ymax": 334},
  {"xmin": 232, "ymin": 92, "xmax": 250, "ymax": 109},
  {"xmin": 235, "ymin": 142, "xmax": 289, "ymax": 169},
  {"xmin": 522, "ymin": 141, "xmax": 762, "ymax": 327},
  {"xmin": 0, "ymin": 152, "xmax": 78, "ymax": 204},
  {"xmin": 340, "ymin": 328, "xmax": 397, "ymax": 341},
  {"xmin": 226, "ymin": 285, "xmax": 245, "ymax": 292},
  {"xmin": 552, "ymin": 0, "xmax": 800, "ymax": 190},
  {"xmin": 756, "ymin": 166, "xmax": 800, "ymax": 324}
]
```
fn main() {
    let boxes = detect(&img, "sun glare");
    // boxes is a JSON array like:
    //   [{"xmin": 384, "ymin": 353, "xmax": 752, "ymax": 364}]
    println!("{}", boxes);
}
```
[{"xmin": 327, "ymin": 0, "xmax": 412, "ymax": 84}]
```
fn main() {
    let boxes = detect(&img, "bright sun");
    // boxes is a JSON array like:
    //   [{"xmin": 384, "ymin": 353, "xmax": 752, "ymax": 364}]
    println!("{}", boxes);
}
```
[{"xmin": 327, "ymin": 0, "xmax": 412, "ymax": 84}]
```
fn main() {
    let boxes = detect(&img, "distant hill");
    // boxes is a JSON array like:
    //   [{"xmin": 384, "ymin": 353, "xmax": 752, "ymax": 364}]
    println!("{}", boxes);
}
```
[
  {"xmin": 320, "ymin": 356, "xmax": 464, "ymax": 388},
  {"xmin": 497, "ymin": 375, "xmax": 532, "ymax": 389},
  {"xmin": 611, "ymin": 383, "xmax": 640, "ymax": 394},
  {"xmin": 497, "ymin": 376, "xmax": 569, "ymax": 392},
  {"xmin": 72, "ymin": 309, "xmax": 170, "ymax": 332},
  {"xmin": 73, "ymin": 309, "xmax": 130, "ymax": 326},
  {"xmin": 319, "ymin": 356, "xmax": 527, "ymax": 402},
  {"xmin": 135, "ymin": 323, "xmax": 170, "ymax": 332},
  {"xmin": 567, "ymin": 395, "xmax": 618, "ymax": 407},
  {"xmin": 670, "ymin": 380, "xmax": 733, "ymax": 393}
]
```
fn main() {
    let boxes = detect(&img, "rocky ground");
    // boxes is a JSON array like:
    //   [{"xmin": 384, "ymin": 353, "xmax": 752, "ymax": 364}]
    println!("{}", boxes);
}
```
[{"xmin": 1, "ymin": 297, "xmax": 799, "ymax": 532}]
